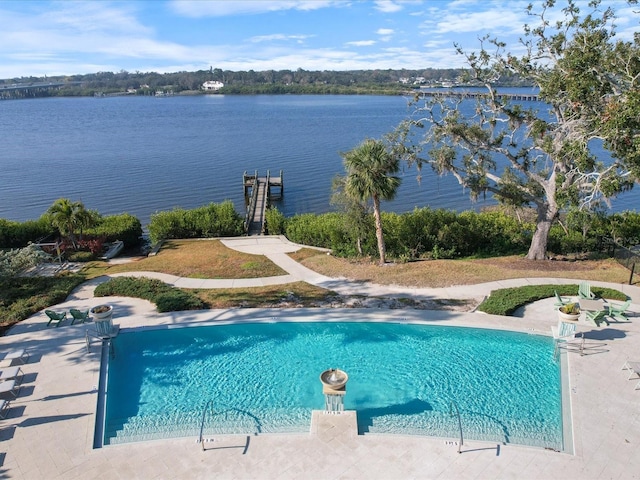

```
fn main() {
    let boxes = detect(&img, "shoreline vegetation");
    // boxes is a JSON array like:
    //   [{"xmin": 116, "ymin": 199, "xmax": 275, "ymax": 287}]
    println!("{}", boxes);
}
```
[
  {"xmin": 1, "ymin": 238, "xmax": 633, "ymax": 335},
  {"xmin": 0, "ymin": 67, "xmax": 531, "ymax": 100}
]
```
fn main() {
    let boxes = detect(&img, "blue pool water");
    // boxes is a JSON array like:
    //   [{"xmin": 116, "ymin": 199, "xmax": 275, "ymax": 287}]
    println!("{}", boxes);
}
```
[{"xmin": 104, "ymin": 322, "xmax": 563, "ymax": 449}]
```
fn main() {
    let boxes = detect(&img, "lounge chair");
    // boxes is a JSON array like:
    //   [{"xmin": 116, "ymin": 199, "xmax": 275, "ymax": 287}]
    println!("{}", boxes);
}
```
[
  {"xmin": 0, "ymin": 379, "xmax": 20, "ymax": 399},
  {"xmin": 0, "ymin": 349, "xmax": 29, "ymax": 366},
  {"xmin": 70, "ymin": 308, "xmax": 90, "ymax": 325},
  {"xmin": 554, "ymin": 290, "xmax": 571, "ymax": 309},
  {"xmin": 622, "ymin": 361, "xmax": 640, "ymax": 390},
  {"xmin": 586, "ymin": 309, "xmax": 609, "ymax": 327},
  {"xmin": 45, "ymin": 309, "xmax": 67, "ymax": 327},
  {"xmin": 0, "ymin": 366, "xmax": 23, "ymax": 384},
  {"xmin": 552, "ymin": 320, "xmax": 577, "ymax": 340},
  {"xmin": 578, "ymin": 281, "xmax": 595, "ymax": 299},
  {"xmin": 0, "ymin": 399, "xmax": 9, "ymax": 419},
  {"xmin": 608, "ymin": 299, "xmax": 631, "ymax": 322}
]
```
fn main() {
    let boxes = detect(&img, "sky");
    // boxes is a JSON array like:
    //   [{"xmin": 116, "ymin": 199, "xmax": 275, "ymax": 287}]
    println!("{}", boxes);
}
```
[{"xmin": 0, "ymin": 0, "xmax": 637, "ymax": 79}]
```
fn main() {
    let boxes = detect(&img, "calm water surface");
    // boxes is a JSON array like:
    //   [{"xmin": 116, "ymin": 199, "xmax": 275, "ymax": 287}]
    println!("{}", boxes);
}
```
[{"xmin": 1, "ymin": 94, "xmax": 636, "ymax": 227}]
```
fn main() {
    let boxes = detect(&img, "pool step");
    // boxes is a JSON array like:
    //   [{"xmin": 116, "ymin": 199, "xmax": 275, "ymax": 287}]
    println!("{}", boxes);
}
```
[{"xmin": 310, "ymin": 410, "xmax": 358, "ymax": 440}]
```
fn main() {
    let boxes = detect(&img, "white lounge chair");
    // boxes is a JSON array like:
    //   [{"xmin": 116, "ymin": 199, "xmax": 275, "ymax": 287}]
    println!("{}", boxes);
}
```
[
  {"xmin": 622, "ymin": 361, "xmax": 640, "ymax": 390},
  {"xmin": 0, "ymin": 366, "xmax": 23, "ymax": 384},
  {"xmin": 0, "ymin": 399, "xmax": 9, "ymax": 419},
  {"xmin": 0, "ymin": 379, "xmax": 20, "ymax": 398},
  {"xmin": 0, "ymin": 349, "xmax": 29, "ymax": 366}
]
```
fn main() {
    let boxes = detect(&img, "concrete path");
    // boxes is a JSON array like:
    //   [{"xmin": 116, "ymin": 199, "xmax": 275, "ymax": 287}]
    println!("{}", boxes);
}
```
[
  {"xmin": 2, "ymin": 235, "xmax": 640, "ymax": 479},
  {"xmin": 114, "ymin": 236, "xmax": 640, "ymax": 306}
]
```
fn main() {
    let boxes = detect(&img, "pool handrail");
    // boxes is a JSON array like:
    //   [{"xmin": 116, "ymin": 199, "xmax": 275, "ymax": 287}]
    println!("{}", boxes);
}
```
[
  {"xmin": 199, "ymin": 399, "xmax": 214, "ymax": 451},
  {"xmin": 449, "ymin": 400, "xmax": 464, "ymax": 454}
]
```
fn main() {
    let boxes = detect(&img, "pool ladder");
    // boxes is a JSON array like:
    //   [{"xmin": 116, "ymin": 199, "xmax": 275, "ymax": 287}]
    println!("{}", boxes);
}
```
[{"xmin": 198, "ymin": 400, "xmax": 215, "ymax": 451}]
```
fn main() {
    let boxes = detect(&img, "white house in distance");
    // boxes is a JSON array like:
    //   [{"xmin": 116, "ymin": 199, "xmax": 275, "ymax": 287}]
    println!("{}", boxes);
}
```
[{"xmin": 202, "ymin": 81, "xmax": 224, "ymax": 91}]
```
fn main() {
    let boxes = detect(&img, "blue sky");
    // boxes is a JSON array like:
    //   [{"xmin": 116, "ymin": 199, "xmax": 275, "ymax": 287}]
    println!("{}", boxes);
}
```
[{"xmin": 0, "ymin": 0, "xmax": 637, "ymax": 78}]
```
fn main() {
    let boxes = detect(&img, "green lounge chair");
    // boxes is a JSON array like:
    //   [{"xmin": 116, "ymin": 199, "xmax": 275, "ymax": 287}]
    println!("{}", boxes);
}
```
[
  {"xmin": 70, "ymin": 308, "xmax": 90, "ymax": 325},
  {"xmin": 554, "ymin": 290, "xmax": 570, "ymax": 309},
  {"xmin": 578, "ymin": 281, "xmax": 595, "ymax": 299},
  {"xmin": 608, "ymin": 299, "xmax": 631, "ymax": 322},
  {"xmin": 586, "ymin": 309, "xmax": 608, "ymax": 327},
  {"xmin": 44, "ymin": 309, "xmax": 67, "ymax": 327}
]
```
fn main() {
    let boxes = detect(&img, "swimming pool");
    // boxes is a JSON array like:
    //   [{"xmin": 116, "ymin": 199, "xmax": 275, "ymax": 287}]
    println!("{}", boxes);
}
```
[{"xmin": 102, "ymin": 321, "xmax": 563, "ymax": 449}]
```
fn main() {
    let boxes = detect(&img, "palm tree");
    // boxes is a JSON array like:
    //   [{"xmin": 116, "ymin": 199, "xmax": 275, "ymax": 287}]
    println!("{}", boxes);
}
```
[
  {"xmin": 46, "ymin": 198, "xmax": 93, "ymax": 249},
  {"xmin": 342, "ymin": 138, "xmax": 401, "ymax": 265}
]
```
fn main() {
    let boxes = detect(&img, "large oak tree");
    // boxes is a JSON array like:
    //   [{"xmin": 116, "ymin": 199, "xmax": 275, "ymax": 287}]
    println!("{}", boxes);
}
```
[{"xmin": 402, "ymin": 0, "xmax": 639, "ymax": 259}]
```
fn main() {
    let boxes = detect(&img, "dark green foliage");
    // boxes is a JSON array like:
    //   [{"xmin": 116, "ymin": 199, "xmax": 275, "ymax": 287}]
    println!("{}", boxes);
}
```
[
  {"xmin": 478, "ymin": 284, "xmax": 627, "ymax": 316},
  {"xmin": 87, "ymin": 213, "xmax": 143, "ymax": 247},
  {"xmin": 265, "ymin": 207, "xmax": 286, "ymax": 235},
  {"xmin": 155, "ymin": 291, "xmax": 205, "ymax": 313},
  {"xmin": 284, "ymin": 208, "xmax": 639, "ymax": 260},
  {"xmin": 94, "ymin": 276, "xmax": 205, "ymax": 312},
  {"xmin": 0, "ymin": 275, "xmax": 86, "ymax": 332},
  {"xmin": 148, "ymin": 201, "xmax": 243, "ymax": 244},
  {"xmin": 284, "ymin": 213, "xmax": 369, "ymax": 256},
  {"xmin": 0, "ymin": 217, "xmax": 54, "ymax": 248}
]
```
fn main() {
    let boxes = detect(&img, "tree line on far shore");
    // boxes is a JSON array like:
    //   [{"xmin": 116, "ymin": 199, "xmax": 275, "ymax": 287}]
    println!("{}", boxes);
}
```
[{"xmin": 0, "ymin": 67, "xmax": 529, "ymax": 99}]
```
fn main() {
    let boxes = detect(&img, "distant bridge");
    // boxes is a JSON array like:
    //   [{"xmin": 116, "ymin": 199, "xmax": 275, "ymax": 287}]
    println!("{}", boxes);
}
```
[
  {"xmin": 0, "ymin": 81, "xmax": 82, "ymax": 98},
  {"xmin": 243, "ymin": 170, "xmax": 284, "ymax": 235},
  {"xmin": 416, "ymin": 89, "xmax": 540, "ymax": 102}
]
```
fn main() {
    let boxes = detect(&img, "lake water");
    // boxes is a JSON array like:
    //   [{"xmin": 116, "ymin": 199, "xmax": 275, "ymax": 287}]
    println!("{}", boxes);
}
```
[{"xmin": 1, "ymin": 93, "xmax": 637, "ymax": 227}]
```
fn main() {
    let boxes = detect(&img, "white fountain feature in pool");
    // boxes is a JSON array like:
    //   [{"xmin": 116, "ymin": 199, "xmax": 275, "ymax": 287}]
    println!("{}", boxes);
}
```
[{"xmin": 320, "ymin": 368, "xmax": 348, "ymax": 412}]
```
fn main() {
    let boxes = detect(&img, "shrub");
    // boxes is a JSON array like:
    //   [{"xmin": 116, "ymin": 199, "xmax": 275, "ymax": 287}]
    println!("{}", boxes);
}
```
[
  {"xmin": 86, "ymin": 213, "xmax": 143, "ymax": 247},
  {"xmin": 265, "ymin": 206, "xmax": 286, "ymax": 235},
  {"xmin": 0, "ymin": 217, "xmax": 54, "ymax": 248},
  {"xmin": 478, "ymin": 284, "xmax": 627, "ymax": 316},
  {"xmin": 0, "ymin": 275, "xmax": 86, "ymax": 333},
  {"xmin": 148, "ymin": 201, "xmax": 243, "ymax": 243},
  {"xmin": 94, "ymin": 276, "xmax": 205, "ymax": 312},
  {"xmin": 0, "ymin": 244, "xmax": 52, "ymax": 278}
]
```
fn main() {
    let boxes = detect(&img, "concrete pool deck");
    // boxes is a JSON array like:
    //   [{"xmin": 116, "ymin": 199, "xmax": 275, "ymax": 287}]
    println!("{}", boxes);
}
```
[{"xmin": 2, "ymin": 236, "xmax": 640, "ymax": 479}]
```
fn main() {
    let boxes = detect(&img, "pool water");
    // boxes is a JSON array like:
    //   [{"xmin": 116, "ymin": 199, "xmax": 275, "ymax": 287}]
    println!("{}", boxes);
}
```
[{"xmin": 103, "ymin": 322, "xmax": 563, "ymax": 449}]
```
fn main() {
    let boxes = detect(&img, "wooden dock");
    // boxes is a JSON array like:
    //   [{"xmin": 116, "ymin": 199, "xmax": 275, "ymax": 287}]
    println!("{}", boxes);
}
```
[{"xmin": 243, "ymin": 170, "xmax": 284, "ymax": 235}]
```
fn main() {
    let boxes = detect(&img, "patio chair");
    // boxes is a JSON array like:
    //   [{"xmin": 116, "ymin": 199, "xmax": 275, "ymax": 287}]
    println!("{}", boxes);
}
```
[
  {"xmin": 586, "ymin": 309, "xmax": 609, "ymax": 327},
  {"xmin": 0, "ymin": 366, "xmax": 23, "ymax": 384},
  {"xmin": 0, "ymin": 399, "xmax": 10, "ymax": 419},
  {"xmin": 70, "ymin": 308, "xmax": 90, "ymax": 325},
  {"xmin": 0, "ymin": 379, "xmax": 20, "ymax": 399},
  {"xmin": 622, "ymin": 361, "xmax": 640, "ymax": 390},
  {"xmin": 578, "ymin": 281, "xmax": 595, "ymax": 300},
  {"xmin": 554, "ymin": 290, "xmax": 570, "ymax": 309},
  {"xmin": 45, "ymin": 309, "xmax": 67, "ymax": 327},
  {"xmin": 608, "ymin": 299, "xmax": 631, "ymax": 322},
  {"xmin": 0, "ymin": 349, "xmax": 29, "ymax": 366}
]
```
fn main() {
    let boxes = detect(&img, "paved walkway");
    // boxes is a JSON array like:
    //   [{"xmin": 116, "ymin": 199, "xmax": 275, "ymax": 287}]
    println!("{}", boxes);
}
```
[{"xmin": 1, "ymin": 236, "xmax": 640, "ymax": 479}]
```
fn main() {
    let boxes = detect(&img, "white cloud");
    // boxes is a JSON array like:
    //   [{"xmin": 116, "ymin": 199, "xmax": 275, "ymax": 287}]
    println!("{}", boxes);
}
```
[
  {"xmin": 345, "ymin": 40, "xmax": 377, "ymax": 47},
  {"xmin": 249, "ymin": 34, "xmax": 313, "ymax": 44},
  {"xmin": 374, "ymin": 1, "xmax": 403, "ymax": 13},
  {"xmin": 169, "ymin": 0, "xmax": 338, "ymax": 17},
  {"xmin": 429, "ymin": 10, "xmax": 525, "ymax": 35},
  {"xmin": 376, "ymin": 28, "xmax": 395, "ymax": 35}
]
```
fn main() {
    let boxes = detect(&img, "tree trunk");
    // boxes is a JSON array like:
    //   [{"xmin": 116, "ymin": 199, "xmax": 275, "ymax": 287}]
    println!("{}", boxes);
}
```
[
  {"xmin": 526, "ymin": 202, "xmax": 558, "ymax": 260},
  {"xmin": 372, "ymin": 195, "xmax": 386, "ymax": 265}
]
